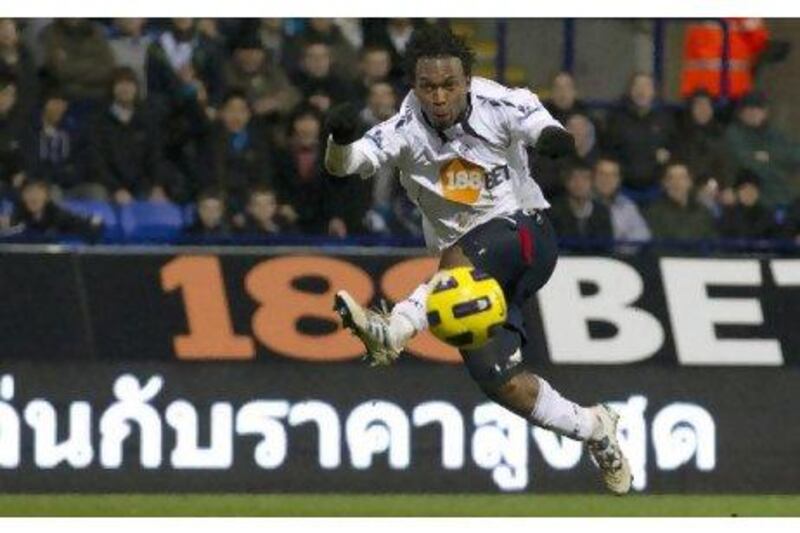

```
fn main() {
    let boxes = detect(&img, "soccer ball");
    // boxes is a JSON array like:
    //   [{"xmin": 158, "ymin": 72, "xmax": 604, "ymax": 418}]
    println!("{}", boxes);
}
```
[{"xmin": 426, "ymin": 267, "xmax": 507, "ymax": 350}]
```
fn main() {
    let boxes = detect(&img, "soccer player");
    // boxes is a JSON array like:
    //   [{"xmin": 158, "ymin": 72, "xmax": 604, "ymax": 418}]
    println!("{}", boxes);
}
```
[{"xmin": 325, "ymin": 26, "xmax": 632, "ymax": 494}]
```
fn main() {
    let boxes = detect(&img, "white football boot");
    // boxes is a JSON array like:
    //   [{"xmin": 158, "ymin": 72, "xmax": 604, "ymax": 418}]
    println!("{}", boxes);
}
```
[
  {"xmin": 586, "ymin": 404, "xmax": 633, "ymax": 495},
  {"xmin": 333, "ymin": 290, "xmax": 401, "ymax": 366}
]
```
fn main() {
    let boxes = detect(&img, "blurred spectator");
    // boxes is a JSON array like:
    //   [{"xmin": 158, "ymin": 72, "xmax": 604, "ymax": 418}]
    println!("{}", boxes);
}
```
[
  {"xmin": 87, "ymin": 67, "xmax": 167, "ymax": 203},
  {"xmin": 0, "ymin": 19, "xmax": 38, "ymax": 114},
  {"xmin": 718, "ymin": 169, "xmax": 779, "ymax": 239},
  {"xmin": 286, "ymin": 19, "xmax": 360, "ymax": 81},
  {"xmin": 273, "ymin": 106, "xmax": 350, "ymax": 235},
  {"xmin": 566, "ymin": 113, "xmax": 599, "ymax": 168},
  {"xmin": 604, "ymin": 73, "xmax": 676, "ymax": 200},
  {"xmin": 21, "ymin": 89, "xmax": 86, "ymax": 196},
  {"xmin": 238, "ymin": 184, "xmax": 295, "ymax": 235},
  {"xmin": 360, "ymin": 81, "xmax": 397, "ymax": 127},
  {"xmin": 255, "ymin": 19, "xmax": 288, "ymax": 67},
  {"xmin": 184, "ymin": 186, "xmax": 231, "ymax": 237},
  {"xmin": 724, "ymin": 91, "xmax": 800, "ymax": 207},
  {"xmin": 108, "ymin": 18, "xmax": 153, "ymax": 95},
  {"xmin": 645, "ymin": 162, "xmax": 717, "ymax": 240},
  {"xmin": 147, "ymin": 18, "xmax": 224, "ymax": 109},
  {"xmin": 363, "ymin": 19, "xmax": 420, "ymax": 84},
  {"xmin": 355, "ymin": 45, "xmax": 395, "ymax": 105},
  {"xmin": 673, "ymin": 90, "xmax": 734, "ymax": 203},
  {"xmin": 543, "ymin": 72, "xmax": 590, "ymax": 125},
  {"xmin": 0, "ymin": 72, "xmax": 25, "ymax": 194},
  {"xmin": 549, "ymin": 162, "xmax": 613, "ymax": 244},
  {"xmin": 593, "ymin": 157, "xmax": 652, "ymax": 246},
  {"xmin": 224, "ymin": 31, "xmax": 299, "ymax": 119},
  {"xmin": 9, "ymin": 178, "xmax": 103, "ymax": 240},
  {"xmin": 40, "ymin": 19, "xmax": 115, "ymax": 102},
  {"xmin": 203, "ymin": 90, "xmax": 274, "ymax": 210},
  {"xmin": 291, "ymin": 40, "xmax": 353, "ymax": 113}
]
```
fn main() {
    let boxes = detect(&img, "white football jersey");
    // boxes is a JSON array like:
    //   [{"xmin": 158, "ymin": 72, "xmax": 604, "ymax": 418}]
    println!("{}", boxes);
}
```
[{"xmin": 326, "ymin": 77, "xmax": 562, "ymax": 251}]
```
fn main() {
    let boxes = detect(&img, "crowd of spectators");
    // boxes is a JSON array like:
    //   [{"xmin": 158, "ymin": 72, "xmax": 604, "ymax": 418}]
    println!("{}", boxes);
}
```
[
  {"xmin": 1, "ymin": 17, "xmax": 800, "ymax": 250},
  {"xmin": 540, "ymin": 70, "xmax": 800, "ymax": 250}
]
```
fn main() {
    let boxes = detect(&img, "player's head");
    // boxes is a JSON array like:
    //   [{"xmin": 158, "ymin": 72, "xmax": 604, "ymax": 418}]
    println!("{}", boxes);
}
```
[{"xmin": 405, "ymin": 25, "xmax": 475, "ymax": 130}]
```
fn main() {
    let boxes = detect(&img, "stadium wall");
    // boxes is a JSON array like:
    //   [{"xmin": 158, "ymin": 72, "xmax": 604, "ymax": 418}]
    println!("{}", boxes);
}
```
[{"xmin": 0, "ymin": 246, "xmax": 798, "ymax": 493}]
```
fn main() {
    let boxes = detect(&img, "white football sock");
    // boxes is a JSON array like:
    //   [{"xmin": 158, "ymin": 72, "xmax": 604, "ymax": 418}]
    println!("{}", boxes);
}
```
[
  {"xmin": 530, "ymin": 377, "xmax": 598, "ymax": 441},
  {"xmin": 387, "ymin": 281, "xmax": 431, "ymax": 350}
]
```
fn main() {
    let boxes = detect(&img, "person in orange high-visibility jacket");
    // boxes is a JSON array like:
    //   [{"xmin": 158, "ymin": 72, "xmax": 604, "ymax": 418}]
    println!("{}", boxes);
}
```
[{"xmin": 680, "ymin": 18, "xmax": 769, "ymax": 100}]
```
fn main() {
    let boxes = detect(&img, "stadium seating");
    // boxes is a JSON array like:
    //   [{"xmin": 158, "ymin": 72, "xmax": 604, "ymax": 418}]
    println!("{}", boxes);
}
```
[
  {"xmin": 118, "ymin": 201, "xmax": 185, "ymax": 242},
  {"xmin": 60, "ymin": 199, "xmax": 123, "ymax": 241}
]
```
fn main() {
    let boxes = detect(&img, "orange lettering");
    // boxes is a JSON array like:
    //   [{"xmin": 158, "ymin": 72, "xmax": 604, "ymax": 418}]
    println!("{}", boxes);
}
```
[
  {"xmin": 245, "ymin": 255, "xmax": 371, "ymax": 361},
  {"xmin": 161, "ymin": 256, "xmax": 255, "ymax": 360}
]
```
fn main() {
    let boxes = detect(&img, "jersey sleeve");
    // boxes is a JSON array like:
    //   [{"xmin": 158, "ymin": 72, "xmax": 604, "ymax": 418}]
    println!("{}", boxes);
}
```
[
  {"xmin": 503, "ymin": 88, "xmax": 564, "ymax": 147},
  {"xmin": 325, "ymin": 116, "xmax": 408, "ymax": 180}
]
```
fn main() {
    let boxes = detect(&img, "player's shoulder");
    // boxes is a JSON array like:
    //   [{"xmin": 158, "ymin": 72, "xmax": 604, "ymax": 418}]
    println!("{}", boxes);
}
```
[{"xmin": 471, "ymin": 77, "xmax": 543, "ymax": 115}]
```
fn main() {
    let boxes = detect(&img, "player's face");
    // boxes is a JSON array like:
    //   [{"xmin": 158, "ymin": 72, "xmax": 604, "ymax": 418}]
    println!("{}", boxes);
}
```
[{"xmin": 413, "ymin": 57, "xmax": 470, "ymax": 130}]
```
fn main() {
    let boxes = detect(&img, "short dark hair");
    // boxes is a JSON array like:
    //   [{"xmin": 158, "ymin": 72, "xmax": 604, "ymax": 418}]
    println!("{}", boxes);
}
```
[
  {"xmin": 360, "ymin": 44, "xmax": 391, "ymax": 59},
  {"xmin": 404, "ymin": 25, "xmax": 475, "ymax": 82},
  {"xmin": 248, "ymin": 183, "xmax": 276, "ymax": 198},
  {"xmin": 0, "ymin": 69, "xmax": 17, "ymax": 91},
  {"xmin": 222, "ymin": 89, "xmax": 249, "ymax": 107},
  {"xmin": 197, "ymin": 186, "xmax": 225, "ymax": 203},
  {"xmin": 288, "ymin": 104, "xmax": 322, "ymax": 131}
]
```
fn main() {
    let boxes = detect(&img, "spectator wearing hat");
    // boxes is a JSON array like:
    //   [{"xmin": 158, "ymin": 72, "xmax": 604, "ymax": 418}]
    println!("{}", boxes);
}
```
[
  {"xmin": 87, "ymin": 67, "xmax": 168, "ymax": 204},
  {"xmin": 645, "ymin": 162, "xmax": 717, "ymax": 241},
  {"xmin": 724, "ymin": 91, "xmax": 800, "ymax": 208},
  {"xmin": 718, "ymin": 169, "xmax": 779, "ymax": 239},
  {"xmin": 9, "ymin": 177, "xmax": 103, "ymax": 241},
  {"xmin": 224, "ymin": 31, "xmax": 299, "ymax": 120}
]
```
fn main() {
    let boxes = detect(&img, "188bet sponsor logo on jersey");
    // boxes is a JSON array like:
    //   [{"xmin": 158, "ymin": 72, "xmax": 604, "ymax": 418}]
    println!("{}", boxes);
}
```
[
  {"xmin": 439, "ymin": 158, "xmax": 485, "ymax": 205},
  {"xmin": 439, "ymin": 158, "xmax": 511, "ymax": 205}
]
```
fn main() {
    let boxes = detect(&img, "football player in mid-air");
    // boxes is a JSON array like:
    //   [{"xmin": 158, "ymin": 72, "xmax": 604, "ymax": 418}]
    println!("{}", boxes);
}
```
[{"xmin": 325, "ymin": 25, "xmax": 632, "ymax": 494}]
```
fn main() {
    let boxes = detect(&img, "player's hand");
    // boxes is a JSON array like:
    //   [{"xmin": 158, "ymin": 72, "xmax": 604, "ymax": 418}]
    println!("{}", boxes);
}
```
[
  {"xmin": 325, "ymin": 103, "xmax": 361, "ymax": 145},
  {"xmin": 534, "ymin": 126, "xmax": 576, "ymax": 160}
]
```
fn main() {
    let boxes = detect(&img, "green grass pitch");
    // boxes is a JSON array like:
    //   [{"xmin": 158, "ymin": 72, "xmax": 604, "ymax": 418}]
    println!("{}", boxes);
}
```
[{"xmin": 0, "ymin": 494, "xmax": 797, "ymax": 516}]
